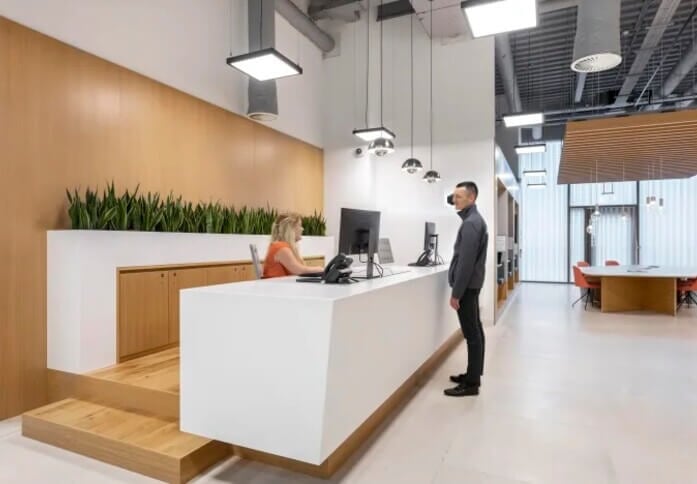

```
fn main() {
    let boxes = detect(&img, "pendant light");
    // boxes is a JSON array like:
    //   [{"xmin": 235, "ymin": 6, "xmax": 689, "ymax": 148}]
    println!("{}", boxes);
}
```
[
  {"xmin": 423, "ymin": 1, "xmax": 441, "ymax": 184},
  {"xmin": 621, "ymin": 162, "xmax": 629, "ymax": 221},
  {"xmin": 593, "ymin": 160, "xmax": 600, "ymax": 219},
  {"xmin": 368, "ymin": 0, "xmax": 395, "ymax": 156},
  {"xmin": 226, "ymin": 0, "xmax": 302, "ymax": 81},
  {"xmin": 402, "ymin": 13, "xmax": 423, "ymax": 174},
  {"xmin": 353, "ymin": 0, "xmax": 395, "ymax": 142}
]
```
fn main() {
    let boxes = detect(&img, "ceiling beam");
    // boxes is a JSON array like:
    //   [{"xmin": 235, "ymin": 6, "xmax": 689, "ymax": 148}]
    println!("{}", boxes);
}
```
[{"xmin": 613, "ymin": 0, "xmax": 682, "ymax": 106}]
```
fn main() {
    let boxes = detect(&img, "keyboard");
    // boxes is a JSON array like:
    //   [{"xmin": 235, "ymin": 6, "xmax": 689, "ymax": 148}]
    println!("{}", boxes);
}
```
[{"xmin": 298, "ymin": 271, "xmax": 324, "ymax": 278}]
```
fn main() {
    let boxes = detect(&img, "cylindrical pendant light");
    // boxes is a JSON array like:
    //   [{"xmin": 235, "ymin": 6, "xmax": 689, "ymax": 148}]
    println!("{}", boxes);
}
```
[{"xmin": 571, "ymin": 0, "xmax": 622, "ymax": 73}]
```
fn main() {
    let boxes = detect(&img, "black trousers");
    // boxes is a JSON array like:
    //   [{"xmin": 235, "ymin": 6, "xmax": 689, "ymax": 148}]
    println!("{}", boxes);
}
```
[{"xmin": 457, "ymin": 289, "xmax": 485, "ymax": 386}]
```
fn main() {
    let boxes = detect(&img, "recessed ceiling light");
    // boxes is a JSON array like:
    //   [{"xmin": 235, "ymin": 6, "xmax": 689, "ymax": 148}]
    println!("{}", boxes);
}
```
[
  {"xmin": 516, "ymin": 144, "xmax": 547, "ymax": 155},
  {"xmin": 503, "ymin": 112, "xmax": 544, "ymax": 128},
  {"xmin": 463, "ymin": 0, "xmax": 537, "ymax": 38}
]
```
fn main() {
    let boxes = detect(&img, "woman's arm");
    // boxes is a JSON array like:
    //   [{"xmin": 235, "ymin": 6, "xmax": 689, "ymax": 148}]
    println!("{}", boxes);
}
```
[{"xmin": 275, "ymin": 248, "xmax": 322, "ymax": 275}]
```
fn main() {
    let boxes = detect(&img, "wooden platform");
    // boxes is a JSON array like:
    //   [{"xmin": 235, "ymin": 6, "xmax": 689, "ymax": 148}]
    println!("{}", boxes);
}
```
[
  {"xmin": 23, "ymin": 348, "xmax": 229, "ymax": 483},
  {"xmin": 25, "ymin": 333, "xmax": 461, "ymax": 481}
]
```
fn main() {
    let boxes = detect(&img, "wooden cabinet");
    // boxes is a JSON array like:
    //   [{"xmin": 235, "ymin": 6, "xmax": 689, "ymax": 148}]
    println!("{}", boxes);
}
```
[
  {"xmin": 206, "ymin": 265, "xmax": 243, "ymax": 285},
  {"xmin": 118, "ymin": 270, "xmax": 169, "ymax": 360},
  {"xmin": 117, "ymin": 257, "xmax": 323, "ymax": 361},
  {"xmin": 168, "ymin": 268, "xmax": 208, "ymax": 345}
]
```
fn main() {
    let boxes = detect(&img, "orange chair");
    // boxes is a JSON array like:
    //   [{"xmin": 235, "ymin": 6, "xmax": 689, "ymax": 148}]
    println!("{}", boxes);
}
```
[
  {"xmin": 605, "ymin": 260, "xmax": 620, "ymax": 266},
  {"xmin": 677, "ymin": 278, "xmax": 697, "ymax": 310},
  {"xmin": 572, "ymin": 265, "xmax": 600, "ymax": 310},
  {"xmin": 577, "ymin": 261, "xmax": 590, "ymax": 267}
]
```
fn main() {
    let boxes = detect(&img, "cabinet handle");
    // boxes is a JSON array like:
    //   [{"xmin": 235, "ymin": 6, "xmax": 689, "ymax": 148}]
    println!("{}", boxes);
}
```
[{"xmin": 161, "ymin": 273, "xmax": 166, "ymax": 278}]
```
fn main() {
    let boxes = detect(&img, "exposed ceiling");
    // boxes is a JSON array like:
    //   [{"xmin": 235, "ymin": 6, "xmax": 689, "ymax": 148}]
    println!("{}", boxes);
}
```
[
  {"xmin": 497, "ymin": 0, "xmax": 697, "ymax": 124},
  {"xmin": 558, "ymin": 109, "xmax": 697, "ymax": 183}
]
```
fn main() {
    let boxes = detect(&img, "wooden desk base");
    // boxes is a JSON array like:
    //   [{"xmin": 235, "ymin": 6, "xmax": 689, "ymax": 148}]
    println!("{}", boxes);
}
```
[{"xmin": 601, "ymin": 277, "xmax": 677, "ymax": 316}]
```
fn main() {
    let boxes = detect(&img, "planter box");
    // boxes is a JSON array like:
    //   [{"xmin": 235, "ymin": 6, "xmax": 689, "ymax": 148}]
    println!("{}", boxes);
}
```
[{"xmin": 47, "ymin": 230, "xmax": 335, "ymax": 373}]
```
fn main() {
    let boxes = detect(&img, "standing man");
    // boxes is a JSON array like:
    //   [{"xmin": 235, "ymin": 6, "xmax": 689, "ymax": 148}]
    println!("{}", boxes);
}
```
[{"xmin": 444, "ymin": 181, "xmax": 488, "ymax": 397}]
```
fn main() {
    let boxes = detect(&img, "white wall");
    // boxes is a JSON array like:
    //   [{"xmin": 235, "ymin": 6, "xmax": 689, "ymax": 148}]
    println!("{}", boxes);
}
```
[
  {"xmin": 0, "ymin": 0, "xmax": 324, "ymax": 147},
  {"xmin": 322, "ymin": 10, "xmax": 496, "ymax": 323}
]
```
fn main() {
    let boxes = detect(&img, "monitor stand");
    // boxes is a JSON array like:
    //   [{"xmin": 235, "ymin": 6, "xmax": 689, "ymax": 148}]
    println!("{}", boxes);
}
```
[{"xmin": 356, "ymin": 229, "xmax": 380, "ymax": 279}]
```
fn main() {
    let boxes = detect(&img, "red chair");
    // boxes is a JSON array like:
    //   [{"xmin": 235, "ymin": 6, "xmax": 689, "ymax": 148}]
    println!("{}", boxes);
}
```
[
  {"xmin": 577, "ymin": 261, "xmax": 590, "ymax": 267},
  {"xmin": 572, "ymin": 265, "xmax": 600, "ymax": 310},
  {"xmin": 677, "ymin": 278, "xmax": 697, "ymax": 310},
  {"xmin": 605, "ymin": 260, "xmax": 620, "ymax": 266}
]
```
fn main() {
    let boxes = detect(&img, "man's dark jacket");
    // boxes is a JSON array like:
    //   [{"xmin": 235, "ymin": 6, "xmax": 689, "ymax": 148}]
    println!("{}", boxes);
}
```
[{"xmin": 448, "ymin": 204, "xmax": 488, "ymax": 299}]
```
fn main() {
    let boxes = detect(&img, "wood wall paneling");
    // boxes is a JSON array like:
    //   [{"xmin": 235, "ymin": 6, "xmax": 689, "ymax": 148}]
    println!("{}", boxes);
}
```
[{"xmin": 0, "ymin": 16, "xmax": 324, "ymax": 419}]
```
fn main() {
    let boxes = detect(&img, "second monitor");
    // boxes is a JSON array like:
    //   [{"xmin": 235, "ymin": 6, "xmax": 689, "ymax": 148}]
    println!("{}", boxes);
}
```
[{"xmin": 338, "ymin": 208, "xmax": 381, "ymax": 279}]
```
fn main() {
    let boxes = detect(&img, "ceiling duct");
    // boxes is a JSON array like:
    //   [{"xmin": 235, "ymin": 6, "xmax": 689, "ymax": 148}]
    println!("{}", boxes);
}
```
[
  {"xmin": 247, "ymin": 0, "xmax": 278, "ymax": 121},
  {"xmin": 570, "ymin": 0, "xmax": 621, "ymax": 73},
  {"xmin": 276, "ymin": 0, "xmax": 336, "ymax": 52}
]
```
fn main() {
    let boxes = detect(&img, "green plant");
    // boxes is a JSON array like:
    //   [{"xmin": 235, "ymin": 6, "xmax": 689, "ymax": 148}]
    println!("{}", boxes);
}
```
[
  {"xmin": 65, "ymin": 184, "xmax": 325, "ymax": 237},
  {"xmin": 160, "ymin": 193, "xmax": 185, "ymax": 232},
  {"xmin": 302, "ymin": 211, "xmax": 327, "ymax": 236}
]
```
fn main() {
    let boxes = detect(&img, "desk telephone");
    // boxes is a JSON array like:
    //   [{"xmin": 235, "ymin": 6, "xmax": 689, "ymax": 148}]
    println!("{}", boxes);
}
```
[{"xmin": 297, "ymin": 253, "xmax": 355, "ymax": 284}]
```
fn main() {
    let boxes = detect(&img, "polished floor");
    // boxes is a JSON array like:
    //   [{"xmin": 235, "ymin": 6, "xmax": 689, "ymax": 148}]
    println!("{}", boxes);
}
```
[{"xmin": 1, "ymin": 283, "xmax": 696, "ymax": 484}]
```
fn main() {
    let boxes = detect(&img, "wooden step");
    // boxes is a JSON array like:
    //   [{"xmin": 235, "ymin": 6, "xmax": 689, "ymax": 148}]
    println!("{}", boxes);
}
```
[{"xmin": 22, "ymin": 398, "xmax": 229, "ymax": 483}]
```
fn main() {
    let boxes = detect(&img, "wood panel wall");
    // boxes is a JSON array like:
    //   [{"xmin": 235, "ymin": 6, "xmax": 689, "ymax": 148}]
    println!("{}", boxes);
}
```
[{"xmin": 0, "ymin": 17, "xmax": 324, "ymax": 419}]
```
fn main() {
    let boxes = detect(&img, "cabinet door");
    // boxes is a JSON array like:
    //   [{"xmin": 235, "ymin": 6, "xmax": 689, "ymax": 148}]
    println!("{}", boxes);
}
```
[
  {"xmin": 118, "ymin": 271, "xmax": 169, "ymax": 359},
  {"xmin": 237, "ymin": 264, "xmax": 254, "ymax": 281},
  {"xmin": 168, "ymin": 267, "xmax": 208, "ymax": 344},
  {"xmin": 205, "ymin": 265, "xmax": 239, "ymax": 285}
]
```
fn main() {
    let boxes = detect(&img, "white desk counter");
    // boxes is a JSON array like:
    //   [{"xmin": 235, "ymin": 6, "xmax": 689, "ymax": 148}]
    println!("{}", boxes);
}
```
[{"xmin": 179, "ymin": 266, "xmax": 459, "ymax": 471}]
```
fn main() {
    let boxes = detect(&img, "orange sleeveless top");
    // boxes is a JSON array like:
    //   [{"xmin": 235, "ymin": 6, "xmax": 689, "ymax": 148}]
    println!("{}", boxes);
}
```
[{"xmin": 263, "ymin": 241, "xmax": 292, "ymax": 279}]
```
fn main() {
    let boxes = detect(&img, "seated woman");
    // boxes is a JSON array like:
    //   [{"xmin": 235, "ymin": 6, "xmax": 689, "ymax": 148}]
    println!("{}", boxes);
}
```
[{"xmin": 263, "ymin": 213, "xmax": 322, "ymax": 278}]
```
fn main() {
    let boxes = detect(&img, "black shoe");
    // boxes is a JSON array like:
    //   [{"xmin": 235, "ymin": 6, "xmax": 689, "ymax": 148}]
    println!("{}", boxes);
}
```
[
  {"xmin": 444, "ymin": 383, "xmax": 480, "ymax": 397},
  {"xmin": 449, "ymin": 373, "xmax": 466, "ymax": 384}
]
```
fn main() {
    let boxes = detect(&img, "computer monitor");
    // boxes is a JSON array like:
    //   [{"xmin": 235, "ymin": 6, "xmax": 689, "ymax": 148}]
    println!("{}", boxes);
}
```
[
  {"xmin": 423, "ymin": 222, "xmax": 436, "ymax": 252},
  {"xmin": 338, "ymin": 208, "xmax": 381, "ymax": 279}
]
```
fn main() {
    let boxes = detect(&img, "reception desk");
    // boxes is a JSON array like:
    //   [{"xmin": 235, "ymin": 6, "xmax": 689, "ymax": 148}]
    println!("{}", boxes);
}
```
[
  {"xmin": 581, "ymin": 265, "xmax": 697, "ymax": 316},
  {"xmin": 179, "ymin": 266, "xmax": 460, "ymax": 476}
]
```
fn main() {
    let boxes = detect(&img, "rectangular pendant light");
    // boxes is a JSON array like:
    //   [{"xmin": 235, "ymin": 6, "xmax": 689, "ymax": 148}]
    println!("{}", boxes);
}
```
[
  {"xmin": 527, "ymin": 182, "xmax": 547, "ymax": 189},
  {"xmin": 352, "ymin": 127, "xmax": 396, "ymax": 142},
  {"xmin": 503, "ymin": 112, "xmax": 544, "ymax": 128},
  {"xmin": 226, "ymin": 48, "xmax": 302, "ymax": 82},
  {"xmin": 463, "ymin": 0, "xmax": 537, "ymax": 38},
  {"xmin": 515, "ymin": 144, "xmax": 547, "ymax": 155},
  {"xmin": 522, "ymin": 169, "xmax": 547, "ymax": 177}
]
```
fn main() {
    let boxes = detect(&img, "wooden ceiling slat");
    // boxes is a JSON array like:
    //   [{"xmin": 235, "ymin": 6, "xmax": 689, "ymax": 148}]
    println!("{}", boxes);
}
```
[{"xmin": 559, "ymin": 110, "xmax": 697, "ymax": 184}]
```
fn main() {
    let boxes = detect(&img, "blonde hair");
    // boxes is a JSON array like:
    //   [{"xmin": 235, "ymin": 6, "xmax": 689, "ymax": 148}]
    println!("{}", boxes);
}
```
[{"xmin": 271, "ymin": 212, "xmax": 303, "ymax": 260}]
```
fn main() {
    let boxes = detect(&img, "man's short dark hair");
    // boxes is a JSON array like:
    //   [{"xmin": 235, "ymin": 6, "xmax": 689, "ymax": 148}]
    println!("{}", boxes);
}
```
[{"xmin": 456, "ymin": 181, "xmax": 478, "ymax": 199}]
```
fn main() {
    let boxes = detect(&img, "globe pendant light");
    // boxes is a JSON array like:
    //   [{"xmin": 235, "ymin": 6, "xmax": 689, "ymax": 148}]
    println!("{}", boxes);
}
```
[
  {"xmin": 402, "ymin": 13, "xmax": 423, "ymax": 174},
  {"xmin": 423, "ymin": 1, "xmax": 441, "ymax": 183},
  {"xmin": 368, "ymin": 0, "xmax": 395, "ymax": 157}
]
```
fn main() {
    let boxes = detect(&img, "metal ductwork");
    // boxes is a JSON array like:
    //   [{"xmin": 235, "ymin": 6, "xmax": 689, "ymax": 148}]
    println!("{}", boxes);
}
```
[
  {"xmin": 496, "ymin": 1, "xmax": 579, "ymax": 117},
  {"xmin": 614, "ymin": 0, "xmax": 682, "ymax": 106},
  {"xmin": 644, "ymin": 41, "xmax": 697, "ymax": 111},
  {"xmin": 495, "ymin": 34, "xmax": 522, "ymax": 114},
  {"xmin": 570, "ymin": 0, "xmax": 621, "ymax": 73},
  {"xmin": 247, "ymin": 0, "xmax": 278, "ymax": 121},
  {"xmin": 247, "ymin": 0, "xmax": 337, "ymax": 122},
  {"xmin": 276, "ymin": 0, "xmax": 336, "ymax": 52}
]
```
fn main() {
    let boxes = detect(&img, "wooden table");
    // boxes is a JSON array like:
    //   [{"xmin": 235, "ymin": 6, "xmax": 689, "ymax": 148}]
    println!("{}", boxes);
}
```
[{"xmin": 581, "ymin": 266, "xmax": 697, "ymax": 316}]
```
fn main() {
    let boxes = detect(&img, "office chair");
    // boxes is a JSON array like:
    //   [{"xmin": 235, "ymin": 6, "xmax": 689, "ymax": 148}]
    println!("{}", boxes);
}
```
[
  {"xmin": 677, "ymin": 278, "xmax": 697, "ymax": 310},
  {"xmin": 605, "ymin": 260, "xmax": 620, "ymax": 266},
  {"xmin": 572, "ymin": 265, "xmax": 600, "ymax": 310},
  {"xmin": 249, "ymin": 244, "xmax": 263, "ymax": 280},
  {"xmin": 577, "ymin": 261, "xmax": 590, "ymax": 267}
]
